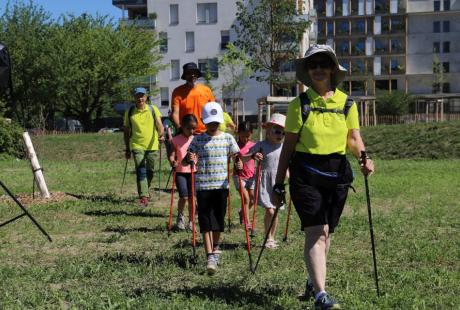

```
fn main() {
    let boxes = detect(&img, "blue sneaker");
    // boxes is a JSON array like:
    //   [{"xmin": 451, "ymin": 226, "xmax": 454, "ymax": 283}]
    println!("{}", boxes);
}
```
[
  {"xmin": 304, "ymin": 279, "xmax": 315, "ymax": 300},
  {"xmin": 314, "ymin": 292, "xmax": 341, "ymax": 310}
]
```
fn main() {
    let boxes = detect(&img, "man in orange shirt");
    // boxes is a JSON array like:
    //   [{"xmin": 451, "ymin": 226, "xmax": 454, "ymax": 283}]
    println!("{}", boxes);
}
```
[{"xmin": 172, "ymin": 62, "xmax": 215, "ymax": 134}]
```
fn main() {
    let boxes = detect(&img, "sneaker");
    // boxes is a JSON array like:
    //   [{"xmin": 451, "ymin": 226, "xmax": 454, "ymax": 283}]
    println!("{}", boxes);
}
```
[
  {"xmin": 176, "ymin": 214, "xmax": 185, "ymax": 230},
  {"xmin": 188, "ymin": 221, "xmax": 194, "ymax": 231},
  {"xmin": 206, "ymin": 254, "xmax": 218, "ymax": 275},
  {"xmin": 213, "ymin": 246, "xmax": 222, "ymax": 265},
  {"xmin": 314, "ymin": 292, "xmax": 341, "ymax": 310},
  {"xmin": 265, "ymin": 239, "xmax": 278, "ymax": 249},
  {"xmin": 304, "ymin": 279, "xmax": 315, "ymax": 300},
  {"xmin": 138, "ymin": 197, "xmax": 149, "ymax": 208}
]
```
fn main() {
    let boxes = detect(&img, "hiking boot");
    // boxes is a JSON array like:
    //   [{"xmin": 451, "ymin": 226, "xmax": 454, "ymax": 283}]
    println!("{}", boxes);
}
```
[
  {"xmin": 176, "ymin": 214, "xmax": 185, "ymax": 230},
  {"xmin": 314, "ymin": 292, "xmax": 341, "ymax": 310},
  {"xmin": 206, "ymin": 254, "xmax": 218, "ymax": 275},
  {"xmin": 304, "ymin": 279, "xmax": 315, "ymax": 300},
  {"xmin": 138, "ymin": 197, "xmax": 149, "ymax": 208}
]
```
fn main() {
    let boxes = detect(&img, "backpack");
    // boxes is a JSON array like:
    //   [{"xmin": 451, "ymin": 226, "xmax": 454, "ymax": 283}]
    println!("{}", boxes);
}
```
[{"xmin": 127, "ymin": 104, "xmax": 156, "ymax": 136}]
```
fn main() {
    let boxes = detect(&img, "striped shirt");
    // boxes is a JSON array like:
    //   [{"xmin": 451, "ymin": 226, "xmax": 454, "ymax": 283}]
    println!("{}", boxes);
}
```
[{"xmin": 188, "ymin": 132, "xmax": 239, "ymax": 191}]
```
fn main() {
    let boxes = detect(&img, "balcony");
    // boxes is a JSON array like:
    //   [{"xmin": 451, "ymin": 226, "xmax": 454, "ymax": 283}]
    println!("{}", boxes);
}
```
[
  {"xmin": 113, "ymin": 0, "xmax": 146, "ymax": 8},
  {"xmin": 121, "ymin": 18, "xmax": 155, "ymax": 29}
]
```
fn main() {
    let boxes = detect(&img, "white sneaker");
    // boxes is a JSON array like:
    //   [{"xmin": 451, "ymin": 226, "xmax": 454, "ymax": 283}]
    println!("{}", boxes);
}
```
[
  {"xmin": 265, "ymin": 239, "xmax": 278, "ymax": 249},
  {"xmin": 176, "ymin": 214, "xmax": 185, "ymax": 230},
  {"xmin": 206, "ymin": 254, "xmax": 218, "ymax": 275}
]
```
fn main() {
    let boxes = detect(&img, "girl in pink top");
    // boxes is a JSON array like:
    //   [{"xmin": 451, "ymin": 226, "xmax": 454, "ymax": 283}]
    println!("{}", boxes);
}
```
[
  {"xmin": 169, "ymin": 114, "xmax": 198, "ymax": 230},
  {"xmin": 233, "ymin": 121, "xmax": 256, "ymax": 228}
]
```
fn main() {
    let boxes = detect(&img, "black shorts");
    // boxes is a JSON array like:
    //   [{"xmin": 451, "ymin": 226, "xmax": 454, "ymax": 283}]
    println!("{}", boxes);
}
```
[
  {"xmin": 196, "ymin": 189, "xmax": 229, "ymax": 233},
  {"xmin": 176, "ymin": 173, "xmax": 192, "ymax": 198},
  {"xmin": 290, "ymin": 153, "xmax": 350, "ymax": 233}
]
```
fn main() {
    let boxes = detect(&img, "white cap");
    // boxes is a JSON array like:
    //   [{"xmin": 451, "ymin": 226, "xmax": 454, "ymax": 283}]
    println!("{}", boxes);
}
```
[
  {"xmin": 202, "ymin": 101, "xmax": 224, "ymax": 124},
  {"xmin": 266, "ymin": 113, "xmax": 286, "ymax": 128}
]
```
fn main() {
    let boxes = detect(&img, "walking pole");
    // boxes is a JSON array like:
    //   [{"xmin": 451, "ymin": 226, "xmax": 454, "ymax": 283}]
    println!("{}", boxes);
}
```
[
  {"xmin": 227, "ymin": 158, "xmax": 232, "ymax": 232},
  {"xmin": 251, "ymin": 148, "xmax": 263, "ymax": 237},
  {"xmin": 252, "ymin": 187, "xmax": 285, "ymax": 275},
  {"xmin": 164, "ymin": 167, "xmax": 173, "ymax": 192},
  {"xmin": 282, "ymin": 197, "xmax": 292, "ymax": 242},
  {"xmin": 190, "ymin": 161, "xmax": 197, "ymax": 263},
  {"xmin": 120, "ymin": 158, "xmax": 129, "ymax": 194},
  {"xmin": 236, "ymin": 157, "xmax": 253, "ymax": 272},
  {"xmin": 167, "ymin": 168, "xmax": 176, "ymax": 235},
  {"xmin": 361, "ymin": 151, "xmax": 380, "ymax": 297},
  {"xmin": 158, "ymin": 142, "xmax": 162, "ymax": 200}
]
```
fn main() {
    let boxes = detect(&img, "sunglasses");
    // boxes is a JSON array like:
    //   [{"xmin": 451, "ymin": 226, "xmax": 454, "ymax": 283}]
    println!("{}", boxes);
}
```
[
  {"xmin": 271, "ymin": 129, "xmax": 285, "ymax": 135},
  {"xmin": 183, "ymin": 126, "xmax": 196, "ymax": 130},
  {"xmin": 307, "ymin": 60, "xmax": 334, "ymax": 70}
]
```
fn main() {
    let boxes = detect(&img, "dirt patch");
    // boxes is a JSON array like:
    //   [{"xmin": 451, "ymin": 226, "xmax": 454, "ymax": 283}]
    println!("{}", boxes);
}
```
[{"xmin": 0, "ymin": 191, "xmax": 79, "ymax": 206}]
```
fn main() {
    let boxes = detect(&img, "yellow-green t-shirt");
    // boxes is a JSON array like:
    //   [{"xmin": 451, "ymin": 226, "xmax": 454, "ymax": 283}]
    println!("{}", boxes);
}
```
[
  {"xmin": 123, "ymin": 104, "xmax": 162, "ymax": 151},
  {"xmin": 218, "ymin": 112, "xmax": 235, "ymax": 132},
  {"xmin": 285, "ymin": 88, "xmax": 359, "ymax": 155}
]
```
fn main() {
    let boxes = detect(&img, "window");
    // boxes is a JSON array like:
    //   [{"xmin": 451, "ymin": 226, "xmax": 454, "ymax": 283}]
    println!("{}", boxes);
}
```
[
  {"xmin": 197, "ymin": 3, "xmax": 217, "ymax": 24},
  {"xmin": 337, "ymin": 20, "xmax": 349, "ymax": 34},
  {"xmin": 171, "ymin": 60, "xmax": 180, "ymax": 80},
  {"xmin": 391, "ymin": 17, "xmax": 405, "ymax": 33},
  {"xmin": 327, "ymin": 21, "xmax": 334, "ymax": 36},
  {"xmin": 198, "ymin": 58, "xmax": 218, "ymax": 79},
  {"xmin": 443, "ymin": 21, "xmax": 450, "ymax": 32},
  {"xmin": 443, "ymin": 83, "xmax": 450, "ymax": 93},
  {"xmin": 352, "ymin": 39, "xmax": 366, "ymax": 56},
  {"xmin": 391, "ymin": 59, "xmax": 405, "ymax": 74},
  {"xmin": 185, "ymin": 32, "xmax": 195, "ymax": 52},
  {"xmin": 337, "ymin": 40, "xmax": 349, "ymax": 56},
  {"xmin": 351, "ymin": 81, "xmax": 365, "ymax": 94},
  {"xmin": 160, "ymin": 87, "xmax": 169, "ymax": 107},
  {"xmin": 444, "ymin": 0, "xmax": 450, "ymax": 10},
  {"xmin": 375, "ymin": 39, "xmax": 388, "ymax": 54},
  {"xmin": 443, "ymin": 41, "xmax": 450, "ymax": 53},
  {"xmin": 391, "ymin": 39, "xmax": 404, "ymax": 54},
  {"xmin": 159, "ymin": 32, "xmax": 168, "ymax": 53},
  {"xmin": 221, "ymin": 30, "xmax": 230, "ymax": 50},
  {"xmin": 315, "ymin": 0, "xmax": 326, "ymax": 16},
  {"xmin": 170, "ymin": 4, "xmax": 179, "ymax": 25},
  {"xmin": 433, "ymin": 42, "xmax": 440, "ymax": 53},
  {"xmin": 375, "ymin": 0, "xmax": 389, "ymax": 13},
  {"xmin": 442, "ymin": 62, "xmax": 449, "ymax": 73},
  {"xmin": 280, "ymin": 60, "xmax": 295, "ymax": 72},
  {"xmin": 318, "ymin": 20, "xmax": 326, "ymax": 37},
  {"xmin": 434, "ymin": 1, "xmax": 441, "ymax": 11},
  {"xmin": 334, "ymin": 0, "xmax": 342, "ymax": 15},
  {"xmin": 433, "ymin": 21, "xmax": 440, "ymax": 33},
  {"xmin": 351, "ymin": 59, "xmax": 365, "ymax": 74},
  {"xmin": 352, "ymin": 19, "xmax": 366, "ymax": 33}
]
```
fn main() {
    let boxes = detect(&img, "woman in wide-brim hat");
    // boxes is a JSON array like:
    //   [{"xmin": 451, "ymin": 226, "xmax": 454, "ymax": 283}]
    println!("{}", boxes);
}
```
[{"xmin": 272, "ymin": 44, "xmax": 374, "ymax": 309}]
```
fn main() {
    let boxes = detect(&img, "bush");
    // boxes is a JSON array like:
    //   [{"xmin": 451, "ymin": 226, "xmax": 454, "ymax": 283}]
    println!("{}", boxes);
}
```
[
  {"xmin": 376, "ymin": 90, "xmax": 413, "ymax": 116},
  {"xmin": 0, "ymin": 118, "xmax": 25, "ymax": 158}
]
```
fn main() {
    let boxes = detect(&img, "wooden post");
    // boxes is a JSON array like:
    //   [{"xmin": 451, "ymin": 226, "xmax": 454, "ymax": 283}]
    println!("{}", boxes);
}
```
[
  {"xmin": 258, "ymin": 100, "xmax": 264, "ymax": 141},
  {"xmin": 23, "ymin": 132, "xmax": 50, "ymax": 198},
  {"xmin": 373, "ymin": 99, "xmax": 377, "ymax": 126}
]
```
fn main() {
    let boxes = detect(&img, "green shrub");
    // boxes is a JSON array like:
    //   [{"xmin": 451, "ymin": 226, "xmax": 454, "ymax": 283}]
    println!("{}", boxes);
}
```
[
  {"xmin": 376, "ymin": 90, "xmax": 413, "ymax": 116},
  {"xmin": 0, "ymin": 118, "xmax": 25, "ymax": 158}
]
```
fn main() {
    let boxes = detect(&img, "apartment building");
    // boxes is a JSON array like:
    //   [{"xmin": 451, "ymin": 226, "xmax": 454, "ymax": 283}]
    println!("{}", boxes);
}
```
[
  {"xmin": 112, "ymin": 0, "xmax": 315, "ymax": 116},
  {"xmin": 314, "ymin": 0, "xmax": 460, "ymax": 111}
]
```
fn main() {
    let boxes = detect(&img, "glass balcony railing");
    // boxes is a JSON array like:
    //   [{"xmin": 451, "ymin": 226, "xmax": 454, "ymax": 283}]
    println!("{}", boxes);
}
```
[{"xmin": 121, "ymin": 18, "xmax": 155, "ymax": 29}]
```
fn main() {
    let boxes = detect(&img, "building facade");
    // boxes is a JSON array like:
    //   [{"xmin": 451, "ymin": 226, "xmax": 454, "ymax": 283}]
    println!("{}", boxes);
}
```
[
  {"xmin": 112, "ymin": 0, "xmax": 315, "ymax": 116},
  {"xmin": 314, "ymin": 0, "xmax": 460, "ymax": 112}
]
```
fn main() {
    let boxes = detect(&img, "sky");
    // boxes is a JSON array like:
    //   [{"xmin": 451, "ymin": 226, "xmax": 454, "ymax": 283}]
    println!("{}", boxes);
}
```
[{"xmin": 0, "ymin": 0, "xmax": 122, "ymax": 20}]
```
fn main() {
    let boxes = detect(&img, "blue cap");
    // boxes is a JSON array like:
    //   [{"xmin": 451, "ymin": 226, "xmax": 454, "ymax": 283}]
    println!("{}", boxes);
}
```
[{"xmin": 134, "ymin": 87, "xmax": 147, "ymax": 95}]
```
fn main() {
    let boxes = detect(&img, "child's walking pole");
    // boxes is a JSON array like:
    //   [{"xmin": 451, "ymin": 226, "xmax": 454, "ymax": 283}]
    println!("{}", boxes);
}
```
[
  {"xmin": 251, "ymin": 148, "xmax": 263, "ymax": 237},
  {"xmin": 227, "ymin": 158, "xmax": 232, "ymax": 232},
  {"xmin": 158, "ymin": 142, "xmax": 162, "ymax": 200},
  {"xmin": 190, "ymin": 161, "xmax": 197, "ymax": 263},
  {"xmin": 236, "ymin": 156, "xmax": 253, "ymax": 272},
  {"xmin": 167, "ymin": 168, "xmax": 176, "ymax": 235},
  {"xmin": 282, "ymin": 197, "xmax": 292, "ymax": 242}
]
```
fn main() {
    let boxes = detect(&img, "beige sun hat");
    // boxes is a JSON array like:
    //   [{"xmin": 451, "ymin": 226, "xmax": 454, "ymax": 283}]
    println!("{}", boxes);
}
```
[{"xmin": 295, "ymin": 44, "xmax": 347, "ymax": 87}]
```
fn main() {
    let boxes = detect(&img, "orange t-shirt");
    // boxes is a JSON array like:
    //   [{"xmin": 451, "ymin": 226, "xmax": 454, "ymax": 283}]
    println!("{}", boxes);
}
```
[{"xmin": 172, "ymin": 83, "xmax": 215, "ymax": 134}]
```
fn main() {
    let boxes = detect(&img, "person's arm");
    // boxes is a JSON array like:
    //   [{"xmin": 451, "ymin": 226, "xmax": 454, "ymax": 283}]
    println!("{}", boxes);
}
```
[
  {"xmin": 154, "ymin": 113, "xmax": 164, "ymax": 141},
  {"xmin": 168, "ymin": 145, "xmax": 177, "ymax": 167},
  {"xmin": 347, "ymin": 129, "xmax": 374, "ymax": 175}
]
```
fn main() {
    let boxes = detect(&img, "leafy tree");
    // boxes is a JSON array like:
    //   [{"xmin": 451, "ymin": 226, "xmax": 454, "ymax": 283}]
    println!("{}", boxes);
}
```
[
  {"xmin": 0, "ymin": 0, "xmax": 59, "ymax": 129},
  {"xmin": 51, "ymin": 14, "xmax": 163, "ymax": 130},
  {"xmin": 432, "ymin": 55, "xmax": 445, "ymax": 94},
  {"xmin": 376, "ymin": 90, "xmax": 413, "ymax": 116},
  {"xmin": 233, "ymin": 0, "xmax": 310, "ymax": 95}
]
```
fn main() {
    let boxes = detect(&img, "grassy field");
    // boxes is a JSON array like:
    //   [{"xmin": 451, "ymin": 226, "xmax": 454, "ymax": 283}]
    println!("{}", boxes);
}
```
[{"xmin": 0, "ymin": 126, "xmax": 459, "ymax": 309}]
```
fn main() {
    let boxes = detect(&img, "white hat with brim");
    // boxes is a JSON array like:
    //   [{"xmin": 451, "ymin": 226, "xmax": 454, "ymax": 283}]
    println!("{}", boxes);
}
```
[
  {"xmin": 266, "ymin": 113, "xmax": 286, "ymax": 128},
  {"xmin": 295, "ymin": 44, "xmax": 347, "ymax": 87},
  {"xmin": 202, "ymin": 101, "xmax": 224, "ymax": 124}
]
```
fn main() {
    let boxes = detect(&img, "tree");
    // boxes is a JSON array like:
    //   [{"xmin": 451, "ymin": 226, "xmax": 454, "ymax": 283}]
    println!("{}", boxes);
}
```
[
  {"xmin": 0, "ymin": 0, "xmax": 59, "ymax": 128},
  {"xmin": 432, "ymin": 55, "xmax": 445, "ymax": 94},
  {"xmin": 233, "ymin": 0, "xmax": 310, "ymax": 95},
  {"xmin": 376, "ymin": 90, "xmax": 413, "ymax": 116},
  {"xmin": 51, "ymin": 14, "xmax": 163, "ymax": 130},
  {"xmin": 218, "ymin": 43, "xmax": 251, "ymax": 111}
]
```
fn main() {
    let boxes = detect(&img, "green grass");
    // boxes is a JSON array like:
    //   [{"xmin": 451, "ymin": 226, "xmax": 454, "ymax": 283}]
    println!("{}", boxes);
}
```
[{"xmin": 0, "ymin": 130, "xmax": 459, "ymax": 309}]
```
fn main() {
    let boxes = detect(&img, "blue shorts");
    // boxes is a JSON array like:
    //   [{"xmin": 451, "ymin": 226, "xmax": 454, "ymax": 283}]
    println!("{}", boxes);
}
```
[
  {"xmin": 176, "ymin": 172, "xmax": 193, "ymax": 198},
  {"xmin": 233, "ymin": 175, "xmax": 255, "ymax": 191}
]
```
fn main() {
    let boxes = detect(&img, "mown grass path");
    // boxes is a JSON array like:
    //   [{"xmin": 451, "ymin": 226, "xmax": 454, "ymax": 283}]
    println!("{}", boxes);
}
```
[{"xmin": 0, "ymin": 131, "xmax": 459, "ymax": 309}]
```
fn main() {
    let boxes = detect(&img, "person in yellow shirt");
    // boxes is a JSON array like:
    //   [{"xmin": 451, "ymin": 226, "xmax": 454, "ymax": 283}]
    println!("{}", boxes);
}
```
[
  {"xmin": 272, "ymin": 45, "xmax": 374, "ymax": 310},
  {"xmin": 123, "ymin": 87, "xmax": 164, "ymax": 207},
  {"xmin": 218, "ymin": 111, "xmax": 236, "ymax": 133}
]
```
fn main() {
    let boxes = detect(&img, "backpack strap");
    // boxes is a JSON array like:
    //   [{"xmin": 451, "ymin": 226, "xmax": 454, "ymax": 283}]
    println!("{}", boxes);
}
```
[
  {"xmin": 343, "ymin": 96, "xmax": 355, "ymax": 117},
  {"xmin": 297, "ymin": 92, "xmax": 311, "ymax": 141}
]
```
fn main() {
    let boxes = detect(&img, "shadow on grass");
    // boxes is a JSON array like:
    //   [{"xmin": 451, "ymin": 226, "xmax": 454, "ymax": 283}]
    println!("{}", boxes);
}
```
[
  {"xmin": 129, "ymin": 283, "xmax": 283, "ymax": 309},
  {"xmin": 172, "ymin": 239, "xmax": 241, "ymax": 251},
  {"xmin": 84, "ymin": 210, "xmax": 166, "ymax": 218},
  {"xmin": 67, "ymin": 192, "xmax": 136, "ymax": 204},
  {"xmin": 101, "ymin": 250, "xmax": 196, "ymax": 270},
  {"xmin": 104, "ymin": 224, "xmax": 167, "ymax": 234}
]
